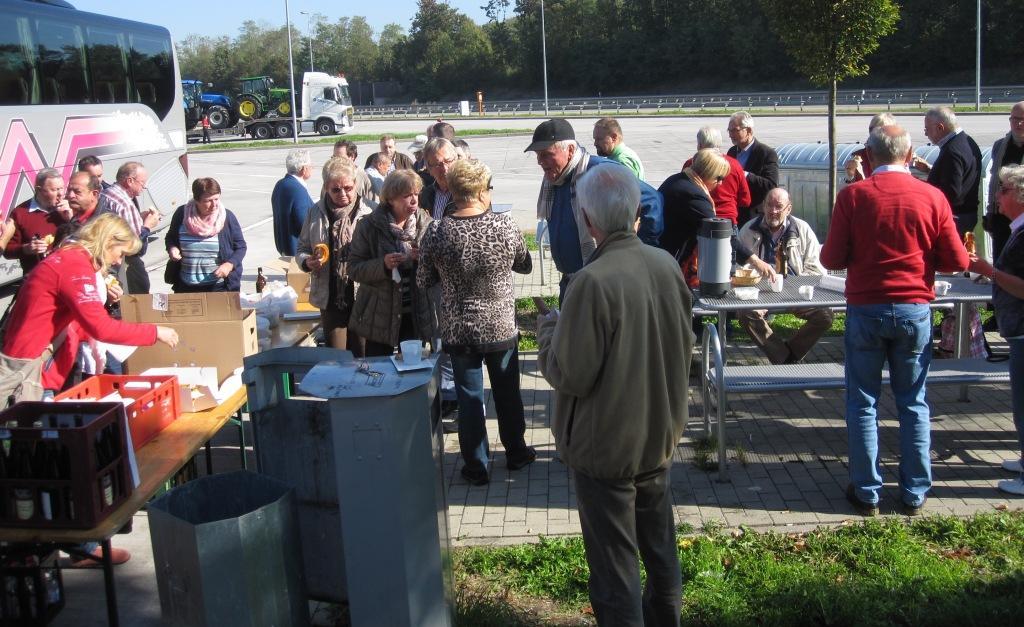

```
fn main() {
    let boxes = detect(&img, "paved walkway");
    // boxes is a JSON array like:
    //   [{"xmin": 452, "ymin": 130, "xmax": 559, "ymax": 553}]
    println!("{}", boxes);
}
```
[{"xmin": 53, "ymin": 257, "xmax": 1022, "ymax": 625}]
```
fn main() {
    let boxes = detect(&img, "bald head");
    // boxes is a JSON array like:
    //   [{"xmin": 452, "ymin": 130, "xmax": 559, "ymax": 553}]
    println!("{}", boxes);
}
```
[
  {"xmin": 762, "ymin": 188, "xmax": 792, "ymax": 231},
  {"xmin": 866, "ymin": 124, "xmax": 912, "ymax": 166}
]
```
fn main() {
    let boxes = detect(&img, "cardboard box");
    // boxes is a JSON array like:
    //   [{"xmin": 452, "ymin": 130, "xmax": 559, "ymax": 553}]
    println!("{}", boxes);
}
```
[
  {"xmin": 141, "ymin": 366, "xmax": 241, "ymax": 412},
  {"xmin": 122, "ymin": 293, "xmax": 258, "ymax": 382},
  {"xmin": 286, "ymin": 258, "xmax": 311, "ymax": 304}
]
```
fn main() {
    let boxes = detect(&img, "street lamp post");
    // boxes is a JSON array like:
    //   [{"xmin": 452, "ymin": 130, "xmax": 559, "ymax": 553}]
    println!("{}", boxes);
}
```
[
  {"xmin": 300, "ymin": 10, "xmax": 314, "ymax": 73},
  {"xmin": 284, "ymin": 0, "xmax": 298, "ymax": 143},
  {"xmin": 541, "ymin": 0, "xmax": 549, "ymax": 116}
]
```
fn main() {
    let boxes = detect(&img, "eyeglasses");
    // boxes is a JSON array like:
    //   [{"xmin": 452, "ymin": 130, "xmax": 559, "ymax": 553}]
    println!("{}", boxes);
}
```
[
  {"xmin": 427, "ymin": 156, "xmax": 457, "ymax": 169},
  {"xmin": 999, "ymin": 185, "xmax": 1015, "ymax": 195},
  {"xmin": 1010, "ymin": 116, "xmax": 1024, "ymax": 124},
  {"xmin": 765, "ymin": 204, "xmax": 792, "ymax": 213},
  {"xmin": 715, "ymin": 176, "xmax": 725, "ymax": 183},
  {"xmin": 329, "ymin": 186, "xmax": 354, "ymax": 194},
  {"xmin": 486, "ymin": 178, "xmax": 494, "ymax": 191}
]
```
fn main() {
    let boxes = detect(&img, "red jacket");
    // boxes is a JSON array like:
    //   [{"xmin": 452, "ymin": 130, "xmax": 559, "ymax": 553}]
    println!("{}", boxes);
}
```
[
  {"xmin": 820, "ymin": 171, "xmax": 968, "ymax": 305},
  {"xmin": 3, "ymin": 246, "xmax": 157, "ymax": 389},
  {"xmin": 3, "ymin": 199, "xmax": 69, "ymax": 273},
  {"xmin": 681, "ymin": 155, "xmax": 750, "ymax": 224}
]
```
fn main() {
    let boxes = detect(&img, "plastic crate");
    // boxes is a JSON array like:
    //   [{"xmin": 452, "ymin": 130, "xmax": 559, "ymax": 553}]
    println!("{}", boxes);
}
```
[
  {"xmin": 0, "ymin": 402, "xmax": 133, "ymax": 530},
  {"xmin": 0, "ymin": 549, "xmax": 64, "ymax": 625},
  {"xmin": 55, "ymin": 375, "xmax": 180, "ymax": 450}
]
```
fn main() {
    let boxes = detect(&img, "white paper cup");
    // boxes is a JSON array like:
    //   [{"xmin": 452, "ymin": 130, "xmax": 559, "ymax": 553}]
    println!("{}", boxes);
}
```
[
  {"xmin": 934, "ymin": 281, "xmax": 951, "ymax": 296},
  {"xmin": 400, "ymin": 340, "xmax": 422, "ymax": 364},
  {"xmin": 798, "ymin": 285, "xmax": 814, "ymax": 300},
  {"xmin": 770, "ymin": 275, "xmax": 784, "ymax": 293}
]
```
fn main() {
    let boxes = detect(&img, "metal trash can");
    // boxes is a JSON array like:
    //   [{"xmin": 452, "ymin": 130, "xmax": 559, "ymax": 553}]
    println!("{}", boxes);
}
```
[
  {"xmin": 243, "ymin": 347, "xmax": 452, "ymax": 627},
  {"xmin": 147, "ymin": 470, "xmax": 308, "ymax": 627}
]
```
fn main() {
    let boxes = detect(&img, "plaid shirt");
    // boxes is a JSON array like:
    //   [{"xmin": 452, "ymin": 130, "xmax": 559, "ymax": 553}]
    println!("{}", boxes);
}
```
[{"xmin": 100, "ymin": 183, "xmax": 143, "ymax": 235}]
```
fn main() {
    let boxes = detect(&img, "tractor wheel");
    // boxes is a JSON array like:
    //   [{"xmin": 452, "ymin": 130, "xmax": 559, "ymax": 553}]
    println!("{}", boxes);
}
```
[
  {"xmin": 237, "ymin": 96, "xmax": 261, "ymax": 121},
  {"xmin": 207, "ymin": 105, "xmax": 230, "ymax": 129},
  {"xmin": 316, "ymin": 119, "xmax": 335, "ymax": 136},
  {"xmin": 251, "ymin": 123, "xmax": 271, "ymax": 140},
  {"xmin": 276, "ymin": 101, "xmax": 291, "ymax": 116},
  {"xmin": 274, "ymin": 122, "xmax": 292, "ymax": 138}
]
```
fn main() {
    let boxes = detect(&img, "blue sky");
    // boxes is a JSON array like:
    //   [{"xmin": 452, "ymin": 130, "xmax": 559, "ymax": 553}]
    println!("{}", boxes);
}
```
[{"xmin": 70, "ymin": 1, "xmax": 496, "ymax": 42}]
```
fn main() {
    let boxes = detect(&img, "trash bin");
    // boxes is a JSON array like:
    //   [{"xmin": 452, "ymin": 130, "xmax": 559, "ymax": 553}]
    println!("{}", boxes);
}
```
[
  {"xmin": 147, "ymin": 470, "xmax": 308, "ymax": 627},
  {"xmin": 243, "ymin": 347, "xmax": 452, "ymax": 627}
]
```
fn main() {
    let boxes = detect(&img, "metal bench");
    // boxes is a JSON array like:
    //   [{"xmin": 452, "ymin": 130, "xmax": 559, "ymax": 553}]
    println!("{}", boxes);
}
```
[{"xmin": 699, "ymin": 324, "xmax": 1010, "ymax": 481}]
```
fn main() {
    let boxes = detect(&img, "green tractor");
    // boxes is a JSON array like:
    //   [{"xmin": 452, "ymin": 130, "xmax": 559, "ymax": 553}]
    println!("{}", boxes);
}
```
[{"xmin": 235, "ymin": 76, "xmax": 293, "ymax": 121}]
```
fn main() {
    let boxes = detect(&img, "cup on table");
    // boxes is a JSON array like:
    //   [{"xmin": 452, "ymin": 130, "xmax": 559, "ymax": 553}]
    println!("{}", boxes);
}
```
[
  {"xmin": 400, "ymin": 339, "xmax": 422, "ymax": 364},
  {"xmin": 770, "ymin": 275, "xmax": 784, "ymax": 293},
  {"xmin": 934, "ymin": 281, "xmax": 951, "ymax": 296},
  {"xmin": 798, "ymin": 285, "xmax": 814, "ymax": 300}
]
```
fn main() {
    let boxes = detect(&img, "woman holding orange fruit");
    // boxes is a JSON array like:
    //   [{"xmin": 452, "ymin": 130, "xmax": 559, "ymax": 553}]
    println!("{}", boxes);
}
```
[{"xmin": 296, "ymin": 159, "xmax": 368, "ymax": 355}]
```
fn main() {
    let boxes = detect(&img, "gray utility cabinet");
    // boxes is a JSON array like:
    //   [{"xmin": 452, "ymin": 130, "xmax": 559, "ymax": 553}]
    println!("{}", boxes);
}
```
[{"xmin": 242, "ymin": 347, "xmax": 452, "ymax": 627}]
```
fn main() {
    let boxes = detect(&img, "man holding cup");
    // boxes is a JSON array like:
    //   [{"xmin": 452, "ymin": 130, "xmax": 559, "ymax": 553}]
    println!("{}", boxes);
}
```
[{"xmin": 737, "ymin": 188, "xmax": 832, "ymax": 364}]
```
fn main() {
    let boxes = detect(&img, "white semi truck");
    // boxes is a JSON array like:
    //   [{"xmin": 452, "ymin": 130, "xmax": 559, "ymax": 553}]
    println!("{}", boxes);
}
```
[{"xmin": 188, "ymin": 72, "xmax": 355, "ymax": 141}]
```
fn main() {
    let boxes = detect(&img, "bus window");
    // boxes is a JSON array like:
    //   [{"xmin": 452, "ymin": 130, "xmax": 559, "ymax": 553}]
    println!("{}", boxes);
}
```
[
  {"xmin": 0, "ymin": 19, "xmax": 32, "ymax": 105},
  {"xmin": 128, "ymin": 33, "xmax": 173, "ymax": 119},
  {"xmin": 86, "ymin": 27, "xmax": 127, "ymax": 104},
  {"xmin": 33, "ymin": 18, "xmax": 87, "ymax": 104}
]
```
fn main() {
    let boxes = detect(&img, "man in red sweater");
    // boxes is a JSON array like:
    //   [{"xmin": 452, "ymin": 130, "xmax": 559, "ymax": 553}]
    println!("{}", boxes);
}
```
[
  {"xmin": 821, "ymin": 124, "xmax": 968, "ymax": 518},
  {"xmin": 3, "ymin": 168, "xmax": 71, "ymax": 273}
]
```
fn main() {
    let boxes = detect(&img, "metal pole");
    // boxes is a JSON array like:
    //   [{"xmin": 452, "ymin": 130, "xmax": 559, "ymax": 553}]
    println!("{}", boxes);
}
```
[
  {"xmin": 541, "ymin": 0, "xmax": 549, "ymax": 116},
  {"xmin": 975, "ymin": 0, "xmax": 981, "ymax": 111},
  {"xmin": 301, "ymin": 11, "xmax": 314, "ymax": 72},
  {"xmin": 285, "ymin": 0, "xmax": 299, "ymax": 143}
]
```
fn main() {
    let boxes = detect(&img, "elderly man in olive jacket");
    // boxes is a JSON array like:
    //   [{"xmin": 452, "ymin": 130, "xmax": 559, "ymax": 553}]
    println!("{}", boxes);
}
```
[{"xmin": 537, "ymin": 163, "xmax": 692, "ymax": 627}]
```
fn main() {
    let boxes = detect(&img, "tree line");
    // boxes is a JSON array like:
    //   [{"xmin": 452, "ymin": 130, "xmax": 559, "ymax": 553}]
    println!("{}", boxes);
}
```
[{"xmin": 176, "ymin": 0, "xmax": 1023, "ymax": 104}]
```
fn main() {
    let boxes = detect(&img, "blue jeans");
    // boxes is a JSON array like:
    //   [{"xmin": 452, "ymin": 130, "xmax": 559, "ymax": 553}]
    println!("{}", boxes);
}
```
[
  {"xmin": 1009, "ymin": 338, "xmax": 1024, "ymax": 469},
  {"xmin": 450, "ymin": 346, "xmax": 529, "ymax": 473},
  {"xmin": 845, "ymin": 304, "xmax": 932, "ymax": 507}
]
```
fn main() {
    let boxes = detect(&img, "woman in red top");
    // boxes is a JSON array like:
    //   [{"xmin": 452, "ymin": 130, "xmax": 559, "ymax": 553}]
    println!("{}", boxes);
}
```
[{"xmin": 3, "ymin": 214, "xmax": 179, "ymax": 391}]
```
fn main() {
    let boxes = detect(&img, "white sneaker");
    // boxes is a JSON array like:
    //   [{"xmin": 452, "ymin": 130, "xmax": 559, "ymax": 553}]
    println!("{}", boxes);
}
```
[
  {"xmin": 1001, "ymin": 459, "xmax": 1023, "ymax": 473},
  {"xmin": 997, "ymin": 477, "xmax": 1024, "ymax": 496}
]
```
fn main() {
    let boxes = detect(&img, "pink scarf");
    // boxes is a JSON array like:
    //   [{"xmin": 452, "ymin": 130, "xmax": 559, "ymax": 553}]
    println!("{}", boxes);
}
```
[{"xmin": 184, "ymin": 199, "xmax": 226, "ymax": 237}]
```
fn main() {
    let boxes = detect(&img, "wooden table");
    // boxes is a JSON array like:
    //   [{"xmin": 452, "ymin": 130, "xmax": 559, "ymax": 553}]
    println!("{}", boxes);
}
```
[{"xmin": 0, "ymin": 386, "xmax": 248, "ymax": 627}]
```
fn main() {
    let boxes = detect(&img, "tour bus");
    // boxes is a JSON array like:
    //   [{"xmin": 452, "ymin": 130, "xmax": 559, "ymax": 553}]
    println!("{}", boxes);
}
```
[{"xmin": 0, "ymin": 0, "xmax": 189, "ymax": 288}]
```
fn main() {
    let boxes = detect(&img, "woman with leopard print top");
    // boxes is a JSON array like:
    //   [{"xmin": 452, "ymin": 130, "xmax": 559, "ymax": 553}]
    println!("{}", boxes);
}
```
[{"xmin": 417, "ymin": 159, "xmax": 536, "ymax": 486}]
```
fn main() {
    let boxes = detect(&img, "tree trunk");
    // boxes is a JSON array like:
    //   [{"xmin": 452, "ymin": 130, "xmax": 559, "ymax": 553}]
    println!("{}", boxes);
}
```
[{"xmin": 828, "ymin": 78, "xmax": 837, "ymax": 213}]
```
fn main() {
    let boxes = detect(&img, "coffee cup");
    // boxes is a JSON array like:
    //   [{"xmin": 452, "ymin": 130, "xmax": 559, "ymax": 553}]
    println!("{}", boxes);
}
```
[
  {"xmin": 798, "ymin": 285, "xmax": 814, "ymax": 300},
  {"xmin": 400, "ymin": 339, "xmax": 422, "ymax": 364},
  {"xmin": 770, "ymin": 275, "xmax": 784, "ymax": 293}
]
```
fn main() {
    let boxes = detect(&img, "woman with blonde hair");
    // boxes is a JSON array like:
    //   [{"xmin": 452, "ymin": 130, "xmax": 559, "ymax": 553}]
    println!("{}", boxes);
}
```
[
  {"xmin": 297, "ymin": 159, "xmax": 367, "ymax": 353},
  {"xmin": 417, "ymin": 159, "xmax": 535, "ymax": 486},
  {"xmin": 2, "ymin": 213, "xmax": 178, "ymax": 395},
  {"xmin": 348, "ymin": 169, "xmax": 437, "ymax": 356},
  {"xmin": 659, "ymin": 148, "xmax": 775, "ymax": 287}
]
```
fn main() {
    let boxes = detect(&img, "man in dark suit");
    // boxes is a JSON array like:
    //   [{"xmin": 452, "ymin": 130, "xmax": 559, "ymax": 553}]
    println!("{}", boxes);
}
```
[
  {"xmin": 913, "ymin": 106, "xmax": 983, "ymax": 237},
  {"xmin": 727, "ymin": 111, "xmax": 779, "ymax": 226},
  {"xmin": 983, "ymin": 101, "xmax": 1024, "ymax": 260},
  {"xmin": 271, "ymin": 148, "xmax": 315, "ymax": 257}
]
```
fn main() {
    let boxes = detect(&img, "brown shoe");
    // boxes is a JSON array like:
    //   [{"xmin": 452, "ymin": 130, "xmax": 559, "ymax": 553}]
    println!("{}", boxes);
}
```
[{"xmin": 68, "ymin": 547, "xmax": 131, "ymax": 568}]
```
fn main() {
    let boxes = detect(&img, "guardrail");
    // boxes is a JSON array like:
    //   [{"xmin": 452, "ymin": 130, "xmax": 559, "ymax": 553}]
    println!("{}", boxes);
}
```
[{"xmin": 353, "ymin": 85, "xmax": 1024, "ymax": 119}]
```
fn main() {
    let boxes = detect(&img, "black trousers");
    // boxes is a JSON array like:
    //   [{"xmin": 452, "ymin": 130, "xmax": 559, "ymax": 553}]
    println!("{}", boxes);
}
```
[
  {"xmin": 574, "ymin": 464, "xmax": 682, "ymax": 627},
  {"xmin": 124, "ymin": 254, "xmax": 150, "ymax": 294}
]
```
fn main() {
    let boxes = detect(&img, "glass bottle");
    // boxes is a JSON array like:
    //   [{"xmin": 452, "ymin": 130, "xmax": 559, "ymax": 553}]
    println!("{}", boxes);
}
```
[{"xmin": 255, "ymin": 267, "xmax": 267, "ymax": 293}]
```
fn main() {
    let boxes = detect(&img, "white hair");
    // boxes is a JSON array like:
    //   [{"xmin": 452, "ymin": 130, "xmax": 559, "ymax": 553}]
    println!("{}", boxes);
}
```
[
  {"xmin": 926, "ymin": 106, "xmax": 958, "ymax": 131},
  {"xmin": 696, "ymin": 126, "xmax": 722, "ymax": 150},
  {"xmin": 576, "ymin": 163, "xmax": 640, "ymax": 235},
  {"xmin": 730, "ymin": 111, "xmax": 754, "ymax": 130},
  {"xmin": 285, "ymin": 149, "xmax": 311, "ymax": 175},
  {"xmin": 866, "ymin": 125, "xmax": 912, "ymax": 164}
]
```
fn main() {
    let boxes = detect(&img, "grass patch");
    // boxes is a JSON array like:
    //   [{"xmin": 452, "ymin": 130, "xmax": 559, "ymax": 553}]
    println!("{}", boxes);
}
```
[
  {"xmin": 453, "ymin": 511, "xmax": 1024, "ymax": 626},
  {"xmin": 517, "ymin": 296, "xmax": 559, "ymax": 352},
  {"xmin": 188, "ymin": 128, "xmax": 530, "ymax": 151}
]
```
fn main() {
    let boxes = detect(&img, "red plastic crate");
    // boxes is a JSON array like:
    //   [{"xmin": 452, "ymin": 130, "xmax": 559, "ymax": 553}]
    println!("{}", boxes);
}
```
[
  {"xmin": 55, "ymin": 375, "xmax": 180, "ymax": 450},
  {"xmin": 0, "ymin": 402, "xmax": 133, "ymax": 530}
]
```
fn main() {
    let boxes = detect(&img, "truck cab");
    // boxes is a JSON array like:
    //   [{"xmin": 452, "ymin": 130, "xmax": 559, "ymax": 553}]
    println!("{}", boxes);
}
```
[{"xmin": 301, "ymin": 72, "xmax": 355, "ymax": 135}]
